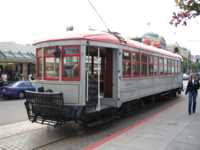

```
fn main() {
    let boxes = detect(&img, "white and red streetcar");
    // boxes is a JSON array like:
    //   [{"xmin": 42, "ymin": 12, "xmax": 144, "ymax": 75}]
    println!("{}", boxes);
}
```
[{"xmin": 25, "ymin": 31, "xmax": 182, "ymax": 126}]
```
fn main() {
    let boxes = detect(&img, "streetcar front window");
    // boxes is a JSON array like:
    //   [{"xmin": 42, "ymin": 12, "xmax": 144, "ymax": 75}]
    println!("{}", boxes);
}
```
[
  {"xmin": 45, "ymin": 57, "xmax": 59, "ymax": 78},
  {"xmin": 44, "ymin": 47, "xmax": 60, "ymax": 80},
  {"xmin": 38, "ymin": 58, "xmax": 43, "ymax": 77},
  {"xmin": 62, "ymin": 46, "xmax": 80, "ymax": 81},
  {"xmin": 36, "ymin": 48, "xmax": 43, "ymax": 79}
]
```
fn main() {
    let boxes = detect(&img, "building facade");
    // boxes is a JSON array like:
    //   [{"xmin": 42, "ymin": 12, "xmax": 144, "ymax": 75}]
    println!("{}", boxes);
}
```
[{"xmin": 0, "ymin": 42, "xmax": 35, "ymax": 81}]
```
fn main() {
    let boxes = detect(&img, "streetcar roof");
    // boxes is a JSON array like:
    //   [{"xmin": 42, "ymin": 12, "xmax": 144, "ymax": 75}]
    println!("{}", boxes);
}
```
[{"xmin": 34, "ymin": 31, "xmax": 182, "ymax": 60}]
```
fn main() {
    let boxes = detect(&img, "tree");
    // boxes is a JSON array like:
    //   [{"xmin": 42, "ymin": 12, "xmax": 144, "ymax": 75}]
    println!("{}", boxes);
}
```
[
  {"xmin": 182, "ymin": 57, "xmax": 190, "ymax": 73},
  {"xmin": 170, "ymin": 0, "xmax": 200, "ymax": 26},
  {"xmin": 174, "ymin": 47, "xmax": 179, "ymax": 53}
]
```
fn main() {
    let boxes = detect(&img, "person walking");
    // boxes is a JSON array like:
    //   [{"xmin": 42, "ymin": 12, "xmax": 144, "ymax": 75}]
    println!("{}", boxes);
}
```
[{"xmin": 185, "ymin": 74, "xmax": 200, "ymax": 115}]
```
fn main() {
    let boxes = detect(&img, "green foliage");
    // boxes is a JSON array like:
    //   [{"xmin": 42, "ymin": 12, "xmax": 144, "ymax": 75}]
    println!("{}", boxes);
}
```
[
  {"xmin": 190, "ymin": 61, "xmax": 200, "ymax": 73},
  {"xmin": 182, "ymin": 58, "xmax": 189, "ymax": 73},
  {"xmin": 192, "ymin": 63, "xmax": 198, "ymax": 72},
  {"xmin": 171, "ymin": 0, "xmax": 200, "ymax": 26},
  {"xmin": 174, "ymin": 47, "xmax": 179, "ymax": 53}
]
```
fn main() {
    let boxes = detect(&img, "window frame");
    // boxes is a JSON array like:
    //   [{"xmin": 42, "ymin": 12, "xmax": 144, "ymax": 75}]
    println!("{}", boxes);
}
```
[
  {"xmin": 153, "ymin": 56, "xmax": 159, "ymax": 76},
  {"xmin": 164, "ymin": 57, "xmax": 168, "ymax": 75},
  {"xmin": 121, "ymin": 48, "xmax": 180, "ymax": 79},
  {"xmin": 36, "ymin": 48, "xmax": 43, "ymax": 80},
  {"xmin": 62, "ymin": 45, "xmax": 80, "ymax": 81},
  {"xmin": 178, "ymin": 60, "xmax": 181, "ymax": 73},
  {"xmin": 122, "ymin": 50, "xmax": 132, "ymax": 78},
  {"xmin": 44, "ymin": 46, "xmax": 60, "ymax": 80},
  {"xmin": 159, "ymin": 57, "xmax": 164, "ymax": 75},
  {"xmin": 171, "ymin": 60, "xmax": 175, "ymax": 74},
  {"xmin": 148, "ymin": 55, "xmax": 154, "ymax": 76},
  {"xmin": 141, "ymin": 53, "xmax": 148, "ymax": 76},
  {"xmin": 134, "ymin": 52, "xmax": 140, "ymax": 77}
]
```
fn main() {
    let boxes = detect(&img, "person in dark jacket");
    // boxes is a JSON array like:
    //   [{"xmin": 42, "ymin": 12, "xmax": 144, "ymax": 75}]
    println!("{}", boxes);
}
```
[{"xmin": 185, "ymin": 74, "xmax": 200, "ymax": 115}]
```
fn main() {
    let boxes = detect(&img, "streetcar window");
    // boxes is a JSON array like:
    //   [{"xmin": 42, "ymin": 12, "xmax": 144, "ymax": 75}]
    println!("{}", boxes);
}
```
[
  {"xmin": 172, "ymin": 60, "xmax": 175, "ymax": 74},
  {"xmin": 44, "ymin": 47, "xmax": 60, "ymax": 80},
  {"xmin": 178, "ymin": 61, "xmax": 181, "ymax": 73},
  {"xmin": 45, "ymin": 48, "xmax": 55, "ymax": 56},
  {"xmin": 64, "ymin": 47, "xmax": 79, "ymax": 54},
  {"xmin": 174, "ymin": 60, "xmax": 177, "ymax": 73},
  {"xmin": 174, "ymin": 61, "xmax": 176, "ymax": 73},
  {"xmin": 45, "ymin": 57, "xmax": 59, "ymax": 79},
  {"xmin": 36, "ymin": 48, "xmax": 43, "ymax": 78},
  {"xmin": 62, "ymin": 46, "xmax": 80, "ymax": 81},
  {"xmin": 123, "ymin": 51, "xmax": 131, "ymax": 77},
  {"xmin": 132, "ymin": 52, "xmax": 136, "ymax": 76},
  {"xmin": 164, "ymin": 58, "xmax": 168, "ymax": 74},
  {"xmin": 141, "ymin": 54, "xmax": 148, "ymax": 76},
  {"xmin": 153, "ymin": 56, "xmax": 158, "ymax": 75},
  {"xmin": 170, "ymin": 59, "xmax": 173, "ymax": 74},
  {"xmin": 37, "ymin": 48, "xmax": 43, "ymax": 57},
  {"xmin": 175, "ymin": 60, "xmax": 178, "ymax": 73},
  {"xmin": 135, "ymin": 53, "xmax": 140, "ymax": 76},
  {"xmin": 167, "ymin": 59, "xmax": 170, "ymax": 74},
  {"xmin": 159, "ymin": 57, "xmax": 164, "ymax": 75},
  {"xmin": 148, "ymin": 55, "xmax": 154, "ymax": 76},
  {"xmin": 38, "ymin": 58, "xmax": 43, "ymax": 77}
]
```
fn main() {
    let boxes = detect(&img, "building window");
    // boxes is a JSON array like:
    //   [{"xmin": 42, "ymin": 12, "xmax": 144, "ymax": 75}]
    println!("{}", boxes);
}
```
[
  {"xmin": 123, "ymin": 51, "xmax": 131, "ymax": 77},
  {"xmin": 44, "ymin": 47, "xmax": 60, "ymax": 80},
  {"xmin": 62, "ymin": 46, "xmax": 80, "ymax": 80},
  {"xmin": 141, "ymin": 54, "xmax": 148, "ymax": 76},
  {"xmin": 36, "ymin": 48, "xmax": 43, "ymax": 79}
]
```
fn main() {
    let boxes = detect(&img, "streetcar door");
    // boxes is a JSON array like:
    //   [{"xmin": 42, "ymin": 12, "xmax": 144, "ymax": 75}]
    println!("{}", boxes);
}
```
[
  {"xmin": 86, "ymin": 47, "xmax": 113, "ymax": 107},
  {"xmin": 103, "ymin": 49, "xmax": 113, "ymax": 97}
]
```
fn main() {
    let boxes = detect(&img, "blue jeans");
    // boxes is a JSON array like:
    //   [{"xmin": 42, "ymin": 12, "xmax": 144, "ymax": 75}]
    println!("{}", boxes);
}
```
[{"xmin": 188, "ymin": 92, "xmax": 197, "ymax": 114}]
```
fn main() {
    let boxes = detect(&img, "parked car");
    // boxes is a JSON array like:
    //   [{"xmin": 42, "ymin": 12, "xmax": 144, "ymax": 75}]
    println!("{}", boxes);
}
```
[
  {"xmin": 183, "ymin": 73, "xmax": 189, "ymax": 80},
  {"xmin": 0, "ymin": 80, "xmax": 13, "ymax": 87},
  {"xmin": 0, "ymin": 80, "xmax": 36, "ymax": 99}
]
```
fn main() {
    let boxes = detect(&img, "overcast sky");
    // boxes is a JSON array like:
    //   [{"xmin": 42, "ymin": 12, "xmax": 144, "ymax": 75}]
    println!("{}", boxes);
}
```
[{"xmin": 0, "ymin": 0, "xmax": 200, "ymax": 55}]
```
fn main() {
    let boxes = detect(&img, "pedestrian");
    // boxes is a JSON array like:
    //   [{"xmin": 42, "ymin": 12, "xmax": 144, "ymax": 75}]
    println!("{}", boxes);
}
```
[
  {"xmin": 185, "ymin": 74, "xmax": 200, "ymax": 115},
  {"xmin": 20, "ymin": 74, "xmax": 24, "ymax": 80},
  {"xmin": 1, "ymin": 73, "xmax": 7, "ymax": 82}
]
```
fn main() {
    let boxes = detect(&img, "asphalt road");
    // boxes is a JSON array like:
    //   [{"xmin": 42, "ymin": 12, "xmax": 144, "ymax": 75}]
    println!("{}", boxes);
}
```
[{"xmin": 0, "ymin": 98, "xmax": 28, "ymax": 126}]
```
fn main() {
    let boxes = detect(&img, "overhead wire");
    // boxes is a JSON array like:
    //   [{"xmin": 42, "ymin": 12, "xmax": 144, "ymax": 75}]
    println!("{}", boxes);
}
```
[{"xmin": 87, "ymin": 0, "xmax": 111, "ymax": 32}]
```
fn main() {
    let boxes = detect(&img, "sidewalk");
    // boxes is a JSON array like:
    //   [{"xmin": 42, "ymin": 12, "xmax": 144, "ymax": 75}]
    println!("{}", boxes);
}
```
[{"xmin": 85, "ymin": 95, "xmax": 200, "ymax": 150}]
